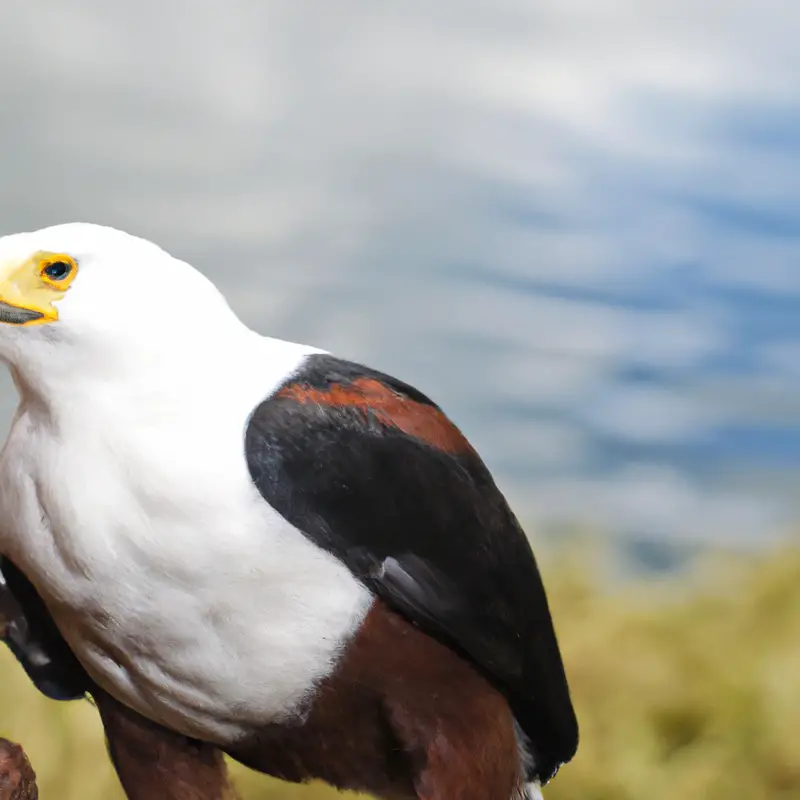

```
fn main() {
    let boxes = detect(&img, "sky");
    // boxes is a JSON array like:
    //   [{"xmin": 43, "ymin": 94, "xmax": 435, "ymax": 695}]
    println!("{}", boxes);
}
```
[{"xmin": 0, "ymin": 1, "xmax": 798, "ymax": 557}]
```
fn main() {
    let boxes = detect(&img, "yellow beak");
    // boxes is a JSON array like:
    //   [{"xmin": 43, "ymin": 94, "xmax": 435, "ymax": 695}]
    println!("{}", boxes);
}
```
[{"xmin": 0, "ymin": 253, "xmax": 74, "ymax": 326}]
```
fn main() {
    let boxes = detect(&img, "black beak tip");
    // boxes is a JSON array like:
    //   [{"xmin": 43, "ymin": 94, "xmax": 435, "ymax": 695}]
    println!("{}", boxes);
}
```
[{"xmin": 0, "ymin": 301, "xmax": 44, "ymax": 325}]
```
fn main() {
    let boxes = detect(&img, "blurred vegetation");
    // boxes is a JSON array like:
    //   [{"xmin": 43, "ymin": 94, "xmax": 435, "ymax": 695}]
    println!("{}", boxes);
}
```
[{"xmin": 1, "ymin": 542, "xmax": 799, "ymax": 799}]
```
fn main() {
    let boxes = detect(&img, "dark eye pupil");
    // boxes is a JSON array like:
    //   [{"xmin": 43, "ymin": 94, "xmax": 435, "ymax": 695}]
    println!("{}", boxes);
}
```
[{"xmin": 44, "ymin": 261, "xmax": 71, "ymax": 280}]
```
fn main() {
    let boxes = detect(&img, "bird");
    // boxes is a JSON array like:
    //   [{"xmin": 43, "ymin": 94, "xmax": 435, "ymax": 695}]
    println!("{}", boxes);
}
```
[{"xmin": 0, "ymin": 223, "xmax": 578, "ymax": 800}]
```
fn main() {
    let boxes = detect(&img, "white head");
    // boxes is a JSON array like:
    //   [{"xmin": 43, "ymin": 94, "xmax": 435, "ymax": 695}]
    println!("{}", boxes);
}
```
[{"xmin": 0, "ymin": 223, "xmax": 249, "ymax": 404}]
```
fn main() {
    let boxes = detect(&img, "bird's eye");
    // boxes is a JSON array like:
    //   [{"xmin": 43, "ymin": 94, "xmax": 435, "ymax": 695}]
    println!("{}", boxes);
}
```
[{"xmin": 42, "ymin": 261, "xmax": 73, "ymax": 281}]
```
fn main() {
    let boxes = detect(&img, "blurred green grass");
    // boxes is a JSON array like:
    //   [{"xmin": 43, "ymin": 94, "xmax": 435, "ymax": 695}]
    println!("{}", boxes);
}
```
[{"xmin": 1, "ymin": 542, "xmax": 798, "ymax": 799}]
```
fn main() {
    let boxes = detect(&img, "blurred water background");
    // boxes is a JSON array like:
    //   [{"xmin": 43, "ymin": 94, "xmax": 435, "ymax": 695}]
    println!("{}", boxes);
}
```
[
  {"xmin": 0, "ymin": 3, "xmax": 799, "ymax": 798},
  {"xmin": 1, "ymin": 1, "xmax": 798, "ymax": 567}
]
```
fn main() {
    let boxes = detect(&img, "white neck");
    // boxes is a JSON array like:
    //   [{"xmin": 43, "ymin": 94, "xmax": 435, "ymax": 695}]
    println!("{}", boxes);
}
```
[{"xmin": 6, "ymin": 326, "xmax": 322, "ymax": 432}]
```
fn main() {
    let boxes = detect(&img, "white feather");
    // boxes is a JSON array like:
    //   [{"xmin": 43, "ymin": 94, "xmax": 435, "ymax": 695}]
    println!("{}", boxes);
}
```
[
  {"xmin": 526, "ymin": 782, "xmax": 545, "ymax": 800},
  {"xmin": 0, "ymin": 224, "xmax": 373, "ymax": 743}
]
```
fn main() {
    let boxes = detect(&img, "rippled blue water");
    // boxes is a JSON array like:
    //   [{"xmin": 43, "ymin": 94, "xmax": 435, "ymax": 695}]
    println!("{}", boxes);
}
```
[{"xmin": 0, "ymin": 3, "xmax": 797, "ymax": 557}]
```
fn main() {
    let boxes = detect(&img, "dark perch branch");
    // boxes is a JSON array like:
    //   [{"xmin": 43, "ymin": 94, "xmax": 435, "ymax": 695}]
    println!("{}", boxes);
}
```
[{"xmin": 0, "ymin": 739, "xmax": 37, "ymax": 800}]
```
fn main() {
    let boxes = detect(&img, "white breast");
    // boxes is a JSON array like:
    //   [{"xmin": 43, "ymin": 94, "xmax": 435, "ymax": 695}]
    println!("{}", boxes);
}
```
[{"xmin": 0, "ymin": 337, "xmax": 372, "ymax": 743}]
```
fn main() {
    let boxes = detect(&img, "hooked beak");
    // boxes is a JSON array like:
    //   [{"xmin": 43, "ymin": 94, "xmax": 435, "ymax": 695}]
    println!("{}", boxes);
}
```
[{"xmin": 0, "ymin": 300, "xmax": 46, "ymax": 325}]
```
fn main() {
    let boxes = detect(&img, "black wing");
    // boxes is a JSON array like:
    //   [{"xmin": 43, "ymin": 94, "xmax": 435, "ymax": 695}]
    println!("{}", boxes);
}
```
[
  {"xmin": 0, "ymin": 555, "xmax": 90, "ymax": 701},
  {"xmin": 245, "ymin": 354, "xmax": 578, "ymax": 784}
]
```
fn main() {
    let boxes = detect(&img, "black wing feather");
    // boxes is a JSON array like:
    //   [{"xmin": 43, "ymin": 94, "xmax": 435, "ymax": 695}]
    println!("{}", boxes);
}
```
[
  {"xmin": 0, "ymin": 556, "xmax": 90, "ymax": 701},
  {"xmin": 245, "ymin": 354, "xmax": 578, "ymax": 784}
]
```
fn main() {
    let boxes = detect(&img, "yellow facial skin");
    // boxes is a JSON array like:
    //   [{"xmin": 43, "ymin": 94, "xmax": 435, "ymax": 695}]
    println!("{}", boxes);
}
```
[{"xmin": 0, "ymin": 252, "xmax": 78, "ymax": 326}]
